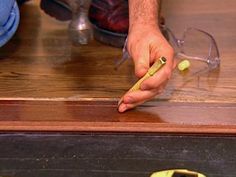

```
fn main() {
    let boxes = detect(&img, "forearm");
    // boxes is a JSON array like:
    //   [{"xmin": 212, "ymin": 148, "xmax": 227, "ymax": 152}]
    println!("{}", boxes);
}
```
[{"xmin": 128, "ymin": 0, "xmax": 160, "ymax": 30}]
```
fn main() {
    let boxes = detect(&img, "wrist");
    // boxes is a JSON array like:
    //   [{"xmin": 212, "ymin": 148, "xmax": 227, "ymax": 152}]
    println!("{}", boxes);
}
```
[{"xmin": 129, "ymin": 23, "xmax": 160, "ymax": 34}]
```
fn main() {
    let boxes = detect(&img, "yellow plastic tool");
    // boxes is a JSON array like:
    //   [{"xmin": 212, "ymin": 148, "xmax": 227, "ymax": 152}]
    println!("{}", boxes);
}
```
[
  {"xmin": 129, "ymin": 56, "xmax": 167, "ymax": 92},
  {"xmin": 118, "ymin": 57, "xmax": 166, "ymax": 106},
  {"xmin": 178, "ymin": 59, "xmax": 191, "ymax": 71},
  {"xmin": 150, "ymin": 169, "xmax": 206, "ymax": 177}
]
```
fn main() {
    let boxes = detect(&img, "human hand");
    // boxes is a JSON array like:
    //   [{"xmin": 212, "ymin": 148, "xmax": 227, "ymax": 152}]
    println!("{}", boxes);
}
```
[{"xmin": 118, "ymin": 25, "xmax": 175, "ymax": 112}]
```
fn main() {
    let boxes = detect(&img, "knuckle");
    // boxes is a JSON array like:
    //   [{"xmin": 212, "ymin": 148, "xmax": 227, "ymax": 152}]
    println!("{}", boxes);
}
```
[
  {"xmin": 157, "ymin": 89, "xmax": 164, "ymax": 94},
  {"xmin": 151, "ymin": 82, "xmax": 160, "ymax": 90},
  {"xmin": 164, "ymin": 68, "xmax": 172, "ymax": 79},
  {"xmin": 135, "ymin": 69, "xmax": 142, "ymax": 77}
]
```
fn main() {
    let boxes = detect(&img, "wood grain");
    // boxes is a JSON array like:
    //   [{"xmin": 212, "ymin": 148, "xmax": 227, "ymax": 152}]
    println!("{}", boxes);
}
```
[
  {"xmin": 0, "ymin": 0, "xmax": 235, "ymax": 102},
  {"xmin": 0, "ymin": 100, "xmax": 235, "ymax": 134}
]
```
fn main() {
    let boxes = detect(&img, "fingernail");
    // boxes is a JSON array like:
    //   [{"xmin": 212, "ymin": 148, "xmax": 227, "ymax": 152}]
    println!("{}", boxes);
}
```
[
  {"xmin": 118, "ymin": 98, "xmax": 123, "ymax": 106},
  {"xmin": 119, "ymin": 104, "xmax": 127, "ymax": 113}
]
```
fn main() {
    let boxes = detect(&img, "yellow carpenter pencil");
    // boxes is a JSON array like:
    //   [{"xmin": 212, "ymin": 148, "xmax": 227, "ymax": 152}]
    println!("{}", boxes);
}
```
[
  {"xmin": 129, "ymin": 56, "xmax": 167, "ymax": 92},
  {"xmin": 118, "ymin": 57, "xmax": 166, "ymax": 106}
]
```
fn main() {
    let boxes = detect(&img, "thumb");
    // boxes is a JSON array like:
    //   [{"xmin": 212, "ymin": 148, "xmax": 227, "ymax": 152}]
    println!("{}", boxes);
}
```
[
  {"xmin": 160, "ymin": 46, "xmax": 175, "ymax": 79},
  {"xmin": 133, "ymin": 46, "xmax": 150, "ymax": 78}
]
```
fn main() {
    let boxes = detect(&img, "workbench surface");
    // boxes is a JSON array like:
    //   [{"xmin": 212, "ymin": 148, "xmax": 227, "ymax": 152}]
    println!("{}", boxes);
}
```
[{"xmin": 0, "ymin": 1, "xmax": 235, "ymax": 177}]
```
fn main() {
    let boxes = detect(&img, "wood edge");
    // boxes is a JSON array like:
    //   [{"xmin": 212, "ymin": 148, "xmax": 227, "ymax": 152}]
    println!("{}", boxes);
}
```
[{"xmin": 0, "ymin": 121, "xmax": 236, "ymax": 134}]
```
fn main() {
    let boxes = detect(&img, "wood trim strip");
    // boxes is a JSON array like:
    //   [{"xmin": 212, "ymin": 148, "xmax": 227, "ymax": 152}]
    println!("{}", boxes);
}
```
[
  {"xmin": 0, "ymin": 121, "xmax": 236, "ymax": 134},
  {"xmin": 0, "ymin": 100, "xmax": 235, "ymax": 134}
]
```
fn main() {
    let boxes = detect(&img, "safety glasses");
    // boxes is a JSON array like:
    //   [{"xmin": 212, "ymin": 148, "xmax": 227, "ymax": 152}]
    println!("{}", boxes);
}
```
[
  {"xmin": 115, "ymin": 26, "xmax": 220, "ymax": 71},
  {"xmin": 165, "ymin": 27, "xmax": 220, "ymax": 70}
]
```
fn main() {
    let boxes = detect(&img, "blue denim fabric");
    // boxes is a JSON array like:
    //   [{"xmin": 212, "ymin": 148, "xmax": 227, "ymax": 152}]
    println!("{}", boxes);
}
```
[{"xmin": 0, "ymin": 0, "xmax": 20, "ymax": 47}]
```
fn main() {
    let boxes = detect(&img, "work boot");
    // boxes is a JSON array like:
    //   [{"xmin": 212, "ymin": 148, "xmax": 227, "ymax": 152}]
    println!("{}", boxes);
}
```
[
  {"xmin": 89, "ymin": 0, "xmax": 128, "ymax": 34},
  {"xmin": 40, "ymin": 0, "xmax": 165, "ymax": 48},
  {"xmin": 40, "ymin": 0, "xmax": 72, "ymax": 21}
]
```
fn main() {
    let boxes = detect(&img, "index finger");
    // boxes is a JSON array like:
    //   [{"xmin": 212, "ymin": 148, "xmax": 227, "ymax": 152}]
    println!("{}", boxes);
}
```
[{"xmin": 140, "ymin": 63, "xmax": 172, "ymax": 91}]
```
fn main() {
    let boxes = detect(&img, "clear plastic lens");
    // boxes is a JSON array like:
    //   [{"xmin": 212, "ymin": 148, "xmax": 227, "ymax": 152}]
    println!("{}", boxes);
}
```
[
  {"xmin": 207, "ymin": 35, "xmax": 220, "ymax": 69},
  {"xmin": 167, "ymin": 27, "xmax": 220, "ymax": 70},
  {"xmin": 115, "ymin": 27, "xmax": 220, "ymax": 70},
  {"xmin": 182, "ymin": 28, "xmax": 211, "ymax": 59}
]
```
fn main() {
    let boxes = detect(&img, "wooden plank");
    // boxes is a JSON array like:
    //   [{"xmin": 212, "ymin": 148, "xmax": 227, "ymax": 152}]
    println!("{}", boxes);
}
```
[{"xmin": 0, "ymin": 100, "xmax": 235, "ymax": 134}]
